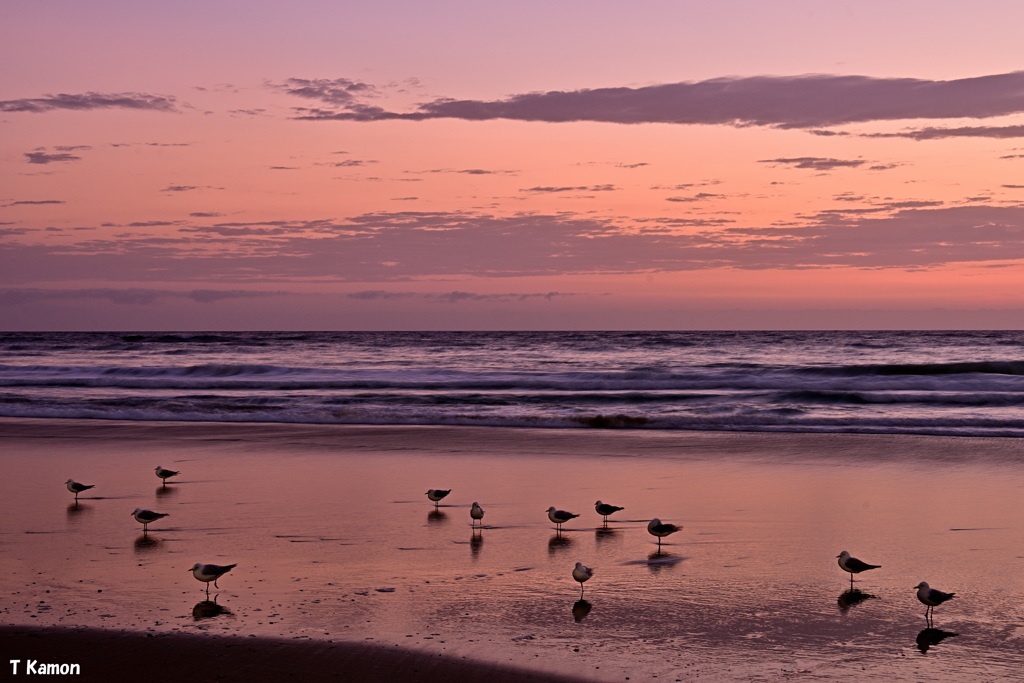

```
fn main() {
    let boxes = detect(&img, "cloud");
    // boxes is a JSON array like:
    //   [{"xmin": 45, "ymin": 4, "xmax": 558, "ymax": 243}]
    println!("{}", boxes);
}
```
[
  {"xmin": 319, "ymin": 159, "xmax": 376, "ymax": 168},
  {"xmin": 161, "ymin": 185, "xmax": 199, "ymax": 192},
  {"xmin": 25, "ymin": 151, "xmax": 82, "ymax": 164},
  {"xmin": 665, "ymin": 193, "xmax": 724, "ymax": 203},
  {"xmin": 278, "ymin": 77, "xmax": 376, "ymax": 105},
  {"xmin": 759, "ymin": 157, "xmax": 865, "ymax": 171},
  {"xmin": 8, "ymin": 206, "xmax": 1024, "ymax": 286},
  {"xmin": 867, "ymin": 124, "xmax": 1024, "ymax": 140},
  {"xmin": 3, "ymin": 200, "xmax": 65, "ymax": 207},
  {"xmin": 346, "ymin": 290, "xmax": 574, "ymax": 303},
  {"xmin": 0, "ymin": 92, "xmax": 177, "ymax": 113},
  {"xmin": 0, "ymin": 288, "xmax": 288, "ymax": 306},
  {"xmin": 288, "ymin": 72, "xmax": 1024, "ymax": 129},
  {"xmin": 520, "ymin": 185, "xmax": 617, "ymax": 193},
  {"xmin": 189, "ymin": 211, "xmax": 224, "ymax": 218},
  {"xmin": 409, "ymin": 168, "xmax": 515, "ymax": 175}
]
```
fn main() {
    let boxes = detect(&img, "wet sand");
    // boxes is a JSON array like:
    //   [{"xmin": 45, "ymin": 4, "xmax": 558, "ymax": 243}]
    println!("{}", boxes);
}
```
[{"xmin": 2, "ymin": 418, "xmax": 1024, "ymax": 681}]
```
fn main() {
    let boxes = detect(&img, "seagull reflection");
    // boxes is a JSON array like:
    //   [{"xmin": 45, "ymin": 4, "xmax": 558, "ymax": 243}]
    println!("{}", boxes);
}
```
[
  {"xmin": 427, "ymin": 509, "xmax": 449, "ymax": 524},
  {"xmin": 193, "ymin": 595, "xmax": 233, "ymax": 621},
  {"xmin": 66, "ymin": 502, "xmax": 92, "ymax": 517},
  {"xmin": 837, "ymin": 588, "xmax": 877, "ymax": 613},
  {"xmin": 595, "ymin": 526, "xmax": 619, "ymax": 543},
  {"xmin": 916, "ymin": 627, "xmax": 959, "ymax": 653},
  {"xmin": 156, "ymin": 484, "xmax": 179, "ymax": 498},
  {"xmin": 572, "ymin": 599, "xmax": 593, "ymax": 623},
  {"xmin": 548, "ymin": 533, "xmax": 574, "ymax": 554},
  {"xmin": 646, "ymin": 550, "xmax": 684, "ymax": 573},
  {"xmin": 134, "ymin": 534, "xmax": 161, "ymax": 551},
  {"xmin": 470, "ymin": 531, "xmax": 483, "ymax": 558}
]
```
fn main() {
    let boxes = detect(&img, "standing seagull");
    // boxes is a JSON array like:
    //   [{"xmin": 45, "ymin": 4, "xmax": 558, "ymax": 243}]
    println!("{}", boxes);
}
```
[
  {"xmin": 547, "ymin": 506, "xmax": 580, "ymax": 531},
  {"xmin": 190, "ymin": 562, "xmax": 237, "ymax": 595},
  {"xmin": 572, "ymin": 562, "xmax": 593, "ymax": 597},
  {"xmin": 916, "ymin": 581, "xmax": 956, "ymax": 624},
  {"xmin": 425, "ymin": 489, "xmax": 451, "ymax": 508},
  {"xmin": 647, "ymin": 518, "xmax": 681, "ymax": 550},
  {"xmin": 594, "ymin": 500, "xmax": 625, "ymax": 525},
  {"xmin": 837, "ymin": 550, "xmax": 881, "ymax": 588},
  {"xmin": 470, "ymin": 502, "xmax": 485, "ymax": 528},
  {"xmin": 65, "ymin": 479, "xmax": 95, "ymax": 502},
  {"xmin": 155, "ymin": 465, "xmax": 179, "ymax": 487},
  {"xmin": 131, "ymin": 507, "xmax": 169, "ymax": 533}
]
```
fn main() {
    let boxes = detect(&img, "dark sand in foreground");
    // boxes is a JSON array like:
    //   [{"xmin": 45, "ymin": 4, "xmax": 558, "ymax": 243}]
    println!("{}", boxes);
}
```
[
  {"xmin": 2, "ymin": 625, "xmax": 585, "ymax": 682},
  {"xmin": 2, "ymin": 419, "xmax": 1024, "ymax": 681}
]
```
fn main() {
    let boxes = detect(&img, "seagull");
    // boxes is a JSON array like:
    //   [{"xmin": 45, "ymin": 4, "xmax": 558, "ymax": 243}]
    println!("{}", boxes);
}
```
[
  {"xmin": 65, "ymin": 479, "xmax": 95, "ymax": 502},
  {"xmin": 547, "ymin": 506, "xmax": 580, "ymax": 531},
  {"xmin": 837, "ymin": 550, "xmax": 880, "ymax": 587},
  {"xmin": 916, "ymin": 582, "xmax": 955, "ymax": 623},
  {"xmin": 190, "ymin": 562, "xmax": 237, "ymax": 595},
  {"xmin": 131, "ymin": 507, "xmax": 169, "ymax": 533},
  {"xmin": 425, "ymin": 489, "xmax": 451, "ymax": 507},
  {"xmin": 155, "ymin": 465, "xmax": 179, "ymax": 486},
  {"xmin": 572, "ymin": 562, "xmax": 593, "ymax": 597},
  {"xmin": 594, "ymin": 500, "xmax": 624, "ymax": 524},
  {"xmin": 647, "ymin": 518, "xmax": 681, "ymax": 550},
  {"xmin": 470, "ymin": 502, "xmax": 485, "ymax": 528}
]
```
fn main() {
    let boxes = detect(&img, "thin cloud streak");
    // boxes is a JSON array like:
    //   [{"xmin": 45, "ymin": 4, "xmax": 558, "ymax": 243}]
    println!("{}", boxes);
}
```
[
  {"xmin": 0, "ymin": 288, "xmax": 291, "ymax": 306},
  {"xmin": 0, "ymin": 92, "xmax": 177, "ymax": 113},
  {"xmin": 25, "ymin": 151, "xmax": 82, "ymax": 164}
]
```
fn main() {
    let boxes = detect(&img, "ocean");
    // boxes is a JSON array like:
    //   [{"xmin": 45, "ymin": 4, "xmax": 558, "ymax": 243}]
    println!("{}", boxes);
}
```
[{"xmin": 2, "ymin": 330, "xmax": 1024, "ymax": 436}]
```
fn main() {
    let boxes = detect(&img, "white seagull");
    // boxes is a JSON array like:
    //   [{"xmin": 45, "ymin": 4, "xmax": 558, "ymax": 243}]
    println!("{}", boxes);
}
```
[
  {"xmin": 546, "ymin": 506, "xmax": 580, "ymax": 531},
  {"xmin": 572, "ymin": 562, "xmax": 593, "ymax": 597},
  {"xmin": 594, "ymin": 500, "xmax": 624, "ymax": 524},
  {"xmin": 470, "ymin": 502, "xmax": 485, "ymax": 528},
  {"xmin": 190, "ymin": 562, "xmax": 237, "ymax": 595},
  {"xmin": 837, "ymin": 550, "xmax": 881, "ymax": 587},
  {"xmin": 916, "ymin": 581, "xmax": 956, "ymax": 623},
  {"xmin": 647, "ymin": 518, "xmax": 681, "ymax": 550},
  {"xmin": 425, "ymin": 489, "xmax": 451, "ymax": 507},
  {"xmin": 131, "ymin": 507, "xmax": 169, "ymax": 532},
  {"xmin": 65, "ymin": 479, "xmax": 95, "ymax": 501},
  {"xmin": 155, "ymin": 465, "xmax": 179, "ymax": 486}
]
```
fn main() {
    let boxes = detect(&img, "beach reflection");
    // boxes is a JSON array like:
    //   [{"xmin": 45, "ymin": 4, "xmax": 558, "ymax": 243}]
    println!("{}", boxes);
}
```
[
  {"xmin": 916, "ymin": 627, "xmax": 959, "ymax": 653},
  {"xmin": 134, "ymin": 534, "xmax": 162, "ymax": 552},
  {"xmin": 572, "ymin": 599, "xmax": 593, "ymax": 623},
  {"xmin": 427, "ymin": 509, "xmax": 448, "ymax": 525},
  {"xmin": 646, "ymin": 552, "xmax": 683, "ymax": 574},
  {"xmin": 837, "ymin": 588, "xmax": 877, "ymax": 613},
  {"xmin": 193, "ymin": 596, "xmax": 233, "ymax": 621},
  {"xmin": 548, "ymin": 533, "xmax": 573, "ymax": 554},
  {"xmin": 66, "ymin": 502, "xmax": 92, "ymax": 518}
]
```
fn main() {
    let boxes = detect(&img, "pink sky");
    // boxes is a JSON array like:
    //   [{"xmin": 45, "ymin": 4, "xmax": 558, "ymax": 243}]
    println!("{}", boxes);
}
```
[{"xmin": 4, "ymin": 1, "xmax": 1024, "ymax": 330}]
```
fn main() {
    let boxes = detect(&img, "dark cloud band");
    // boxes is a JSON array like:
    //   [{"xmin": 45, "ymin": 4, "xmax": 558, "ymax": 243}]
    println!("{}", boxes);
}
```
[{"xmin": 289, "ymin": 72, "xmax": 1024, "ymax": 129}]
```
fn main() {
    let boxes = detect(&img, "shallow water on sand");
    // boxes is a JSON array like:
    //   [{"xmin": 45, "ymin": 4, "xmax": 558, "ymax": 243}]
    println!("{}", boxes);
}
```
[{"xmin": 3, "ymin": 421, "xmax": 1024, "ymax": 680}]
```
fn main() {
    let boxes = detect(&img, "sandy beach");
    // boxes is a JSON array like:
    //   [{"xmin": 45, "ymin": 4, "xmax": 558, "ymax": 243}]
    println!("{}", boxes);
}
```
[{"xmin": 2, "ymin": 418, "xmax": 1023, "ymax": 680}]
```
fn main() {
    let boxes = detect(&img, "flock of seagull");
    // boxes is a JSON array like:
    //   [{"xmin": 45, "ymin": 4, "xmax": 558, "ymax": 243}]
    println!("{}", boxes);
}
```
[
  {"xmin": 61, "ymin": 475, "xmax": 956, "ymax": 622},
  {"xmin": 65, "ymin": 468, "xmax": 235, "ymax": 596},
  {"xmin": 429, "ymin": 489, "xmax": 957, "ymax": 623}
]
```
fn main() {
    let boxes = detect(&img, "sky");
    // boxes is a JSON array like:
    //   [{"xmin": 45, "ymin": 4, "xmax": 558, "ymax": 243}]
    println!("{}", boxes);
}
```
[{"xmin": 4, "ymin": 1, "xmax": 1024, "ymax": 330}]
